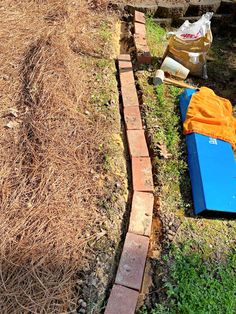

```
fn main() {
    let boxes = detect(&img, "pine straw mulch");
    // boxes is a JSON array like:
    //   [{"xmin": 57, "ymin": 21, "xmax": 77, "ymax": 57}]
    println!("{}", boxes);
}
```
[{"xmin": 0, "ymin": 1, "xmax": 122, "ymax": 313}]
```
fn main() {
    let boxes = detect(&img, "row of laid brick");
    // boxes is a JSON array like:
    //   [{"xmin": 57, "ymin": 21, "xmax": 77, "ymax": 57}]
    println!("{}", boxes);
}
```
[
  {"xmin": 134, "ymin": 11, "xmax": 152, "ymax": 65},
  {"xmin": 105, "ymin": 54, "xmax": 154, "ymax": 314}
]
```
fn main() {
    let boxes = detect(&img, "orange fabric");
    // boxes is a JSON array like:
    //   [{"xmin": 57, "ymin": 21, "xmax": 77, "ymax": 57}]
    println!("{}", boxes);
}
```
[{"xmin": 184, "ymin": 87, "xmax": 236, "ymax": 148}]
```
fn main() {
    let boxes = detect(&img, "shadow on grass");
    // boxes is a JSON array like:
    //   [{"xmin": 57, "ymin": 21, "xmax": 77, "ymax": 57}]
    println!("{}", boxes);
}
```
[{"xmin": 172, "ymin": 94, "xmax": 194, "ymax": 218}]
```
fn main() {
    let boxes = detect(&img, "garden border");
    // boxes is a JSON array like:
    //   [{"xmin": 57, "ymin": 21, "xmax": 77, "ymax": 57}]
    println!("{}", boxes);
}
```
[{"xmin": 105, "ymin": 52, "xmax": 154, "ymax": 313}]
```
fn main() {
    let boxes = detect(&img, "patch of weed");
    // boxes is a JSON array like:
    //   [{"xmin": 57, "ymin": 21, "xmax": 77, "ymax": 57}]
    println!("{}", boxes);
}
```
[
  {"xmin": 100, "ymin": 20, "xmax": 113, "ymax": 42},
  {"xmin": 146, "ymin": 18, "xmax": 168, "ymax": 57},
  {"xmin": 90, "ymin": 59, "xmax": 118, "ymax": 113},
  {"xmin": 140, "ymin": 246, "xmax": 236, "ymax": 314},
  {"xmin": 138, "ymin": 70, "xmax": 190, "ymax": 216},
  {"xmin": 97, "ymin": 133, "xmax": 127, "ymax": 219},
  {"xmin": 176, "ymin": 218, "xmax": 236, "ymax": 258},
  {"xmin": 139, "ymin": 304, "xmax": 170, "ymax": 314},
  {"xmin": 154, "ymin": 85, "xmax": 183, "ymax": 153},
  {"xmin": 152, "ymin": 245, "xmax": 236, "ymax": 314}
]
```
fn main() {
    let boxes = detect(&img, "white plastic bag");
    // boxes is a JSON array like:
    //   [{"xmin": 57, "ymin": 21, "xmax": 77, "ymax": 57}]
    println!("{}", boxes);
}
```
[
  {"xmin": 164, "ymin": 12, "xmax": 213, "ymax": 78},
  {"xmin": 168, "ymin": 12, "xmax": 213, "ymax": 41}
]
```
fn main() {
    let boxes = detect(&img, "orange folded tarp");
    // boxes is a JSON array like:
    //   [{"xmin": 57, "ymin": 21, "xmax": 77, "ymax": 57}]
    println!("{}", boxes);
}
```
[{"xmin": 183, "ymin": 87, "xmax": 236, "ymax": 149}]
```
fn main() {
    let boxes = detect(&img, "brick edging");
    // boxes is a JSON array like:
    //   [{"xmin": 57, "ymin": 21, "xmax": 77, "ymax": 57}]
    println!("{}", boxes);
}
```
[
  {"xmin": 104, "ymin": 54, "xmax": 154, "ymax": 313},
  {"xmin": 133, "ymin": 12, "xmax": 152, "ymax": 65}
]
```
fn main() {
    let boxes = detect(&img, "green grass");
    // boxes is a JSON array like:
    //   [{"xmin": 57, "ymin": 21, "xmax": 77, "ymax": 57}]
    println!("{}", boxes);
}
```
[
  {"xmin": 138, "ymin": 71, "xmax": 188, "ymax": 215},
  {"xmin": 155, "ymin": 85, "xmax": 180, "ymax": 151},
  {"xmin": 146, "ymin": 18, "xmax": 168, "ymax": 57},
  {"xmin": 90, "ymin": 58, "xmax": 118, "ymax": 112},
  {"xmin": 99, "ymin": 20, "xmax": 113, "ymax": 42},
  {"xmin": 140, "ymin": 245, "xmax": 236, "ymax": 314}
]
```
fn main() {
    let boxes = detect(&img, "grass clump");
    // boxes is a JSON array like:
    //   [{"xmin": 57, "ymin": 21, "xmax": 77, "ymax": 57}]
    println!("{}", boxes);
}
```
[
  {"xmin": 146, "ymin": 18, "xmax": 168, "ymax": 57},
  {"xmin": 138, "ymin": 70, "xmax": 188, "ymax": 214},
  {"xmin": 91, "ymin": 58, "xmax": 118, "ymax": 111},
  {"xmin": 166, "ymin": 247, "xmax": 236, "ymax": 314},
  {"xmin": 140, "ymin": 245, "xmax": 236, "ymax": 314},
  {"xmin": 155, "ymin": 85, "xmax": 181, "ymax": 152}
]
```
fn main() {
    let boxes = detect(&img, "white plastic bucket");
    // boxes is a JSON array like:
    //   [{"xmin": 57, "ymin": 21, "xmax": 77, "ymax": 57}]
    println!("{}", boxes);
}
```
[
  {"xmin": 161, "ymin": 56, "xmax": 189, "ymax": 79},
  {"xmin": 153, "ymin": 69, "xmax": 165, "ymax": 86}
]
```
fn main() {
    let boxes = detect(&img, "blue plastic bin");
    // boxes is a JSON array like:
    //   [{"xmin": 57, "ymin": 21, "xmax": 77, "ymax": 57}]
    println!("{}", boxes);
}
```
[{"xmin": 179, "ymin": 89, "xmax": 236, "ymax": 215}]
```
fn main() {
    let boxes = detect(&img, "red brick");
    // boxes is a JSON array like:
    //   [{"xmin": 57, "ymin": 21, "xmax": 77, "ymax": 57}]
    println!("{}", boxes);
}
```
[
  {"xmin": 104, "ymin": 285, "xmax": 139, "ymax": 314},
  {"xmin": 120, "ymin": 70, "xmax": 135, "ymax": 87},
  {"xmin": 132, "ymin": 157, "xmax": 154, "ymax": 192},
  {"xmin": 118, "ymin": 54, "xmax": 132, "ymax": 70},
  {"xmin": 134, "ymin": 11, "xmax": 145, "ymax": 24},
  {"xmin": 127, "ymin": 130, "xmax": 149, "ymax": 157},
  {"xmin": 135, "ymin": 22, "xmax": 146, "ymax": 36},
  {"xmin": 135, "ymin": 35, "xmax": 148, "ymax": 52},
  {"xmin": 134, "ymin": 34, "xmax": 152, "ymax": 64},
  {"xmin": 123, "ymin": 106, "xmax": 143, "ymax": 130},
  {"xmin": 121, "ymin": 85, "xmax": 139, "ymax": 108},
  {"xmin": 120, "ymin": 71, "xmax": 139, "ymax": 108},
  {"xmin": 129, "ymin": 191, "xmax": 154, "ymax": 237},
  {"xmin": 137, "ymin": 52, "xmax": 152, "ymax": 65},
  {"xmin": 135, "ymin": 40, "xmax": 148, "ymax": 52},
  {"xmin": 134, "ymin": 33, "xmax": 147, "ymax": 46},
  {"xmin": 119, "ymin": 54, "xmax": 131, "ymax": 62},
  {"xmin": 115, "ymin": 232, "xmax": 149, "ymax": 291}
]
